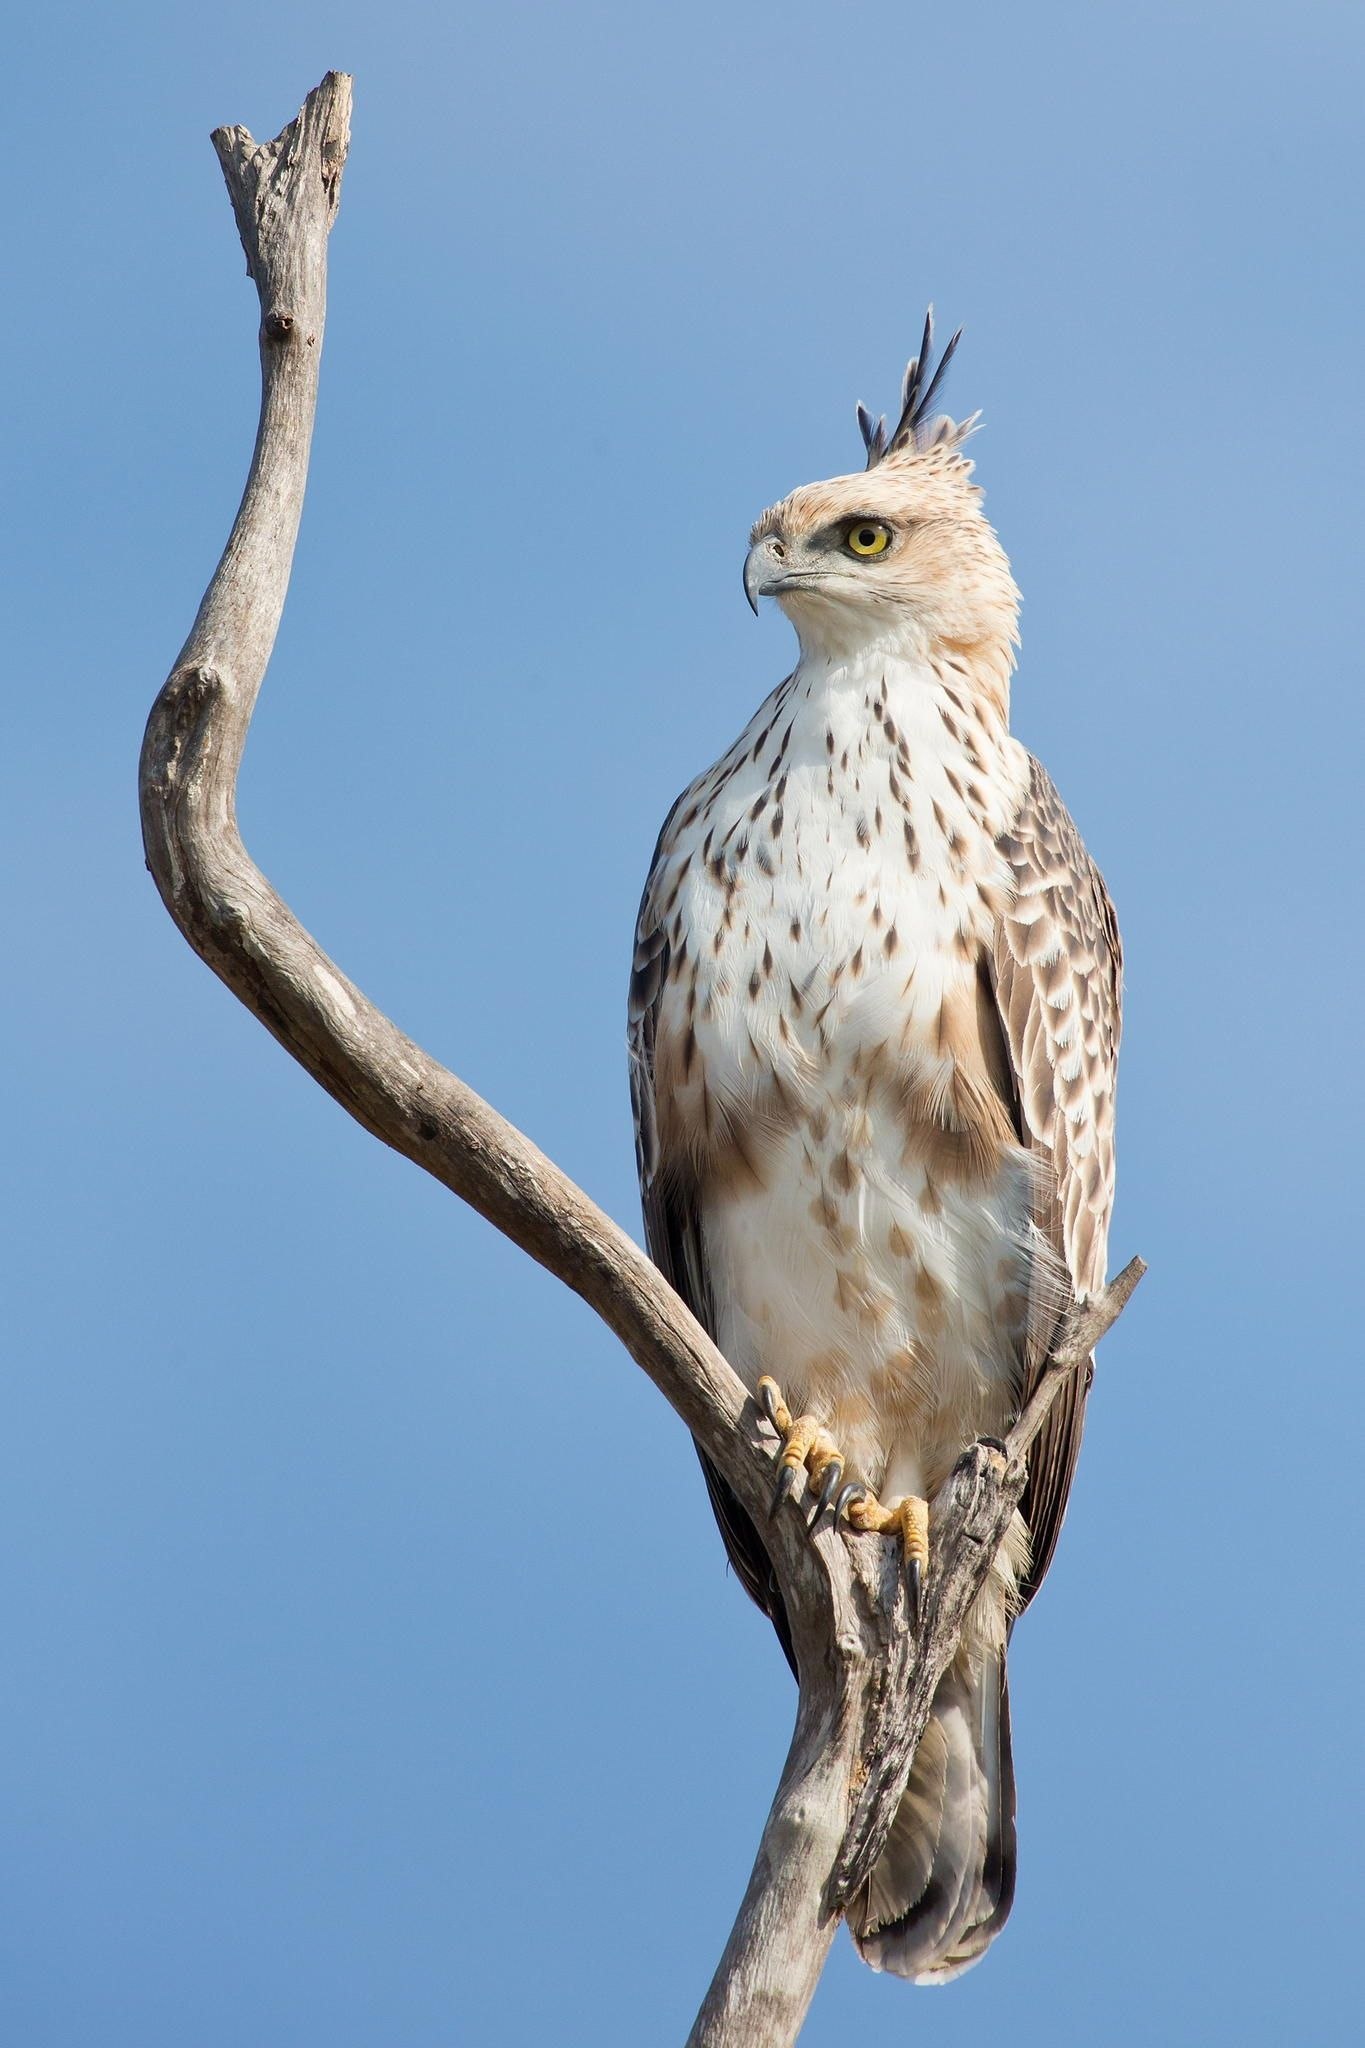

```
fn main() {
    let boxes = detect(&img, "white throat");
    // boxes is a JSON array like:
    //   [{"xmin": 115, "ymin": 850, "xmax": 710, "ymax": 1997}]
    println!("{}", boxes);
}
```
[{"xmin": 777, "ymin": 591, "xmax": 934, "ymax": 668}]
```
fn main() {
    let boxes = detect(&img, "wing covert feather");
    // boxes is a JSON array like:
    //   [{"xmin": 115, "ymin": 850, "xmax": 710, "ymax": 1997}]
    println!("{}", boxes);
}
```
[{"xmin": 991, "ymin": 757, "xmax": 1122, "ymax": 1607}]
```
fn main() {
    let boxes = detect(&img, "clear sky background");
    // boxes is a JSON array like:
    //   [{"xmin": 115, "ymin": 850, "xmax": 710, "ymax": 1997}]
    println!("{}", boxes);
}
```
[{"xmin": 5, "ymin": 4, "xmax": 1363, "ymax": 2043}]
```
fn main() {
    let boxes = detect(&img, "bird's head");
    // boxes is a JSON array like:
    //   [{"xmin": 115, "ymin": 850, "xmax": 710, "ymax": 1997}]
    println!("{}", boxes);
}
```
[{"xmin": 744, "ymin": 313, "xmax": 1019, "ymax": 691}]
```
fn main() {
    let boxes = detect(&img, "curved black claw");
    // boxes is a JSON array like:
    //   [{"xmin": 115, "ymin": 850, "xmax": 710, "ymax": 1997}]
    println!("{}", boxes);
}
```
[
  {"xmin": 833, "ymin": 1480, "xmax": 870, "ymax": 1525},
  {"xmin": 769, "ymin": 1460, "xmax": 799, "ymax": 1519},
  {"xmin": 811, "ymin": 1458, "xmax": 845, "ymax": 1527},
  {"xmin": 759, "ymin": 1380, "xmax": 784, "ymax": 1429},
  {"xmin": 906, "ymin": 1554, "xmax": 923, "ymax": 1634}
]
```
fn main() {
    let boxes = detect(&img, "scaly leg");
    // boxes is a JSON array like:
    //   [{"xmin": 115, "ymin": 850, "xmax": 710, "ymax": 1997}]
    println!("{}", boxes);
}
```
[
  {"xmin": 839, "ymin": 1488, "xmax": 930, "ymax": 1630},
  {"xmin": 756, "ymin": 1376, "xmax": 848, "ymax": 1523},
  {"xmin": 757, "ymin": 1375, "xmax": 929, "ymax": 1626}
]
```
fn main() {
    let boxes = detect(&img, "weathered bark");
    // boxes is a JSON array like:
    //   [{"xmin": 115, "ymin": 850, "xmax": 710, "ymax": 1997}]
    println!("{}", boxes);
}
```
[{"xmin": 139, "ymin": 74, "xmax": 1144, "ymax": 2048}]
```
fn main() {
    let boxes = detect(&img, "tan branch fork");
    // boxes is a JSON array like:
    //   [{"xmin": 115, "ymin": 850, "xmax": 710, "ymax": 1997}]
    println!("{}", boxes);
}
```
[{"xmin": 138, "ymin": 73, "xmax": 1144, "ymax": 2048}]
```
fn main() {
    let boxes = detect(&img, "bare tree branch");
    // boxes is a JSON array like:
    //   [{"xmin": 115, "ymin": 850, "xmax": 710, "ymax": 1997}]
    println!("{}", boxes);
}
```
[{"xmin": 139, "ymin": 75, "xmax": 1144, "ymax": 2048}]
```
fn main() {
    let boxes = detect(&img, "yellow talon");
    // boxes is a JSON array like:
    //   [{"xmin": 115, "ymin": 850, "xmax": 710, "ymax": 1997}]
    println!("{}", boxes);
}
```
[
  {"xmin": 845, "ymin": 1491, "xmax": 929, "ymax": 1628},
  {"xmin": 900, "ymin": 1496, "xmax": 929, "ymax": 1576},
  {"xmin": 757, "ymin": 1375, "xmax": 792, "ymax": 1434},
  {"xmin": 758, "ymin": 1376, "xmax": 845, "ymax": 1521},
  {"xmin": 756, "ymin": 1378, "xmax": 927, "ymax": 1621},
  {"xmin": 778, "ymin": 1413, "xmax": 821, "ymax": 1475}
]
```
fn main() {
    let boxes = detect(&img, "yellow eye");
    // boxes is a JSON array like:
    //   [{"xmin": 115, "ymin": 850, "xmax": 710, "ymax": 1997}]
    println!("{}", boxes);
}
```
[{"xmin": 846, "ymin": 521, "xmax": 892, "ymax": 557}]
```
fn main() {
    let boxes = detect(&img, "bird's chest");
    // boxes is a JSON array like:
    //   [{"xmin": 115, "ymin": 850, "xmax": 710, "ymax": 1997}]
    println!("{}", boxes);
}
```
[
  {"xmin": 652, "ymin": 690, "xmax": 1019, "ymax": 1147},
  {"xmin": 646, "ymin": 672, "xmax": 1033, "ymax": 1475}
]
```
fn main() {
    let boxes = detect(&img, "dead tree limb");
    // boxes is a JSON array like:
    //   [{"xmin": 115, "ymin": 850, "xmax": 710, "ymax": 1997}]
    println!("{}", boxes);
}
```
[{"xmin": 138, "ymin": 74, "xmax": 1144, "ymax": 2048}]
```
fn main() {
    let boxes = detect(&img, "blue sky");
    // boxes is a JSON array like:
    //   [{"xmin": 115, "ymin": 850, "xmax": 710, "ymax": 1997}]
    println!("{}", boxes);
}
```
[{"xmin": 5, "ymin": 4, "xmax": 1363, "ymax": 2042}]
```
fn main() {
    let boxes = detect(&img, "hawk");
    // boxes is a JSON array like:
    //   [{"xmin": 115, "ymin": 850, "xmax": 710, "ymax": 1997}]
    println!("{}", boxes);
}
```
[{"xmin": 628, "ymin": 314, "xmax": 1121, "ymax": 1982}]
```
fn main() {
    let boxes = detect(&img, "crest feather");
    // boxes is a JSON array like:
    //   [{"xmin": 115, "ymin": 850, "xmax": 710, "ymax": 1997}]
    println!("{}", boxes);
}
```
[{"xmin": 857, "ymin": 307, "xmax": 970, "ymax": 469}]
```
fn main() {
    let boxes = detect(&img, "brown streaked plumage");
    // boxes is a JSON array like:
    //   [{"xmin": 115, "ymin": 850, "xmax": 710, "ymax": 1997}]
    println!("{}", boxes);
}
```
[{"xmin": 629, "ymin": 314, "xmax": 1121, "ymax": 1983}]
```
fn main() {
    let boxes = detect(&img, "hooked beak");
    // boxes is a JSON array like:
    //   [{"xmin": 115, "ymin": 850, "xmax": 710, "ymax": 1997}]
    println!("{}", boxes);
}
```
[{"xmin": 743, "ymin": 534, "xmax": 788, "ymax": 615}]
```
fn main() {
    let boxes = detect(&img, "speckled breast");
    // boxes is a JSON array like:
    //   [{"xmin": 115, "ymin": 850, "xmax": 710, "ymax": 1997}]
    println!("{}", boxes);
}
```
[{"xmin": 647, "ymin": 659, "xmax": 1043, "ymax": 1492}]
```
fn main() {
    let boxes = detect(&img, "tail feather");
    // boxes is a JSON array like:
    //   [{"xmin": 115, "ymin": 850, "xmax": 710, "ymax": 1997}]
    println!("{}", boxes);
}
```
[{"xmin": 850, "ymin": 1651, "xmax": 1016, "ymax": 1983}]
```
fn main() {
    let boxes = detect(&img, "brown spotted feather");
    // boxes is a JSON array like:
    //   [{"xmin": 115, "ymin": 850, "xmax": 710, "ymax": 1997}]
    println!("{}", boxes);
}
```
[
  {"xmin": 629, "ymin": 823, "xmax": 797, "ymax": 1666},
  {"xmin": 990, "ymin": 757, "xmax": 1122, "ymax": 1604}
]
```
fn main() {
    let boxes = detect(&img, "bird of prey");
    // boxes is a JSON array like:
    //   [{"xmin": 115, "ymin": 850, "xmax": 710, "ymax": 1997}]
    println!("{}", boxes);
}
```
[{"xmin": 628, "ymin": 313, "xmax": 1121, "ymax": 1982}]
